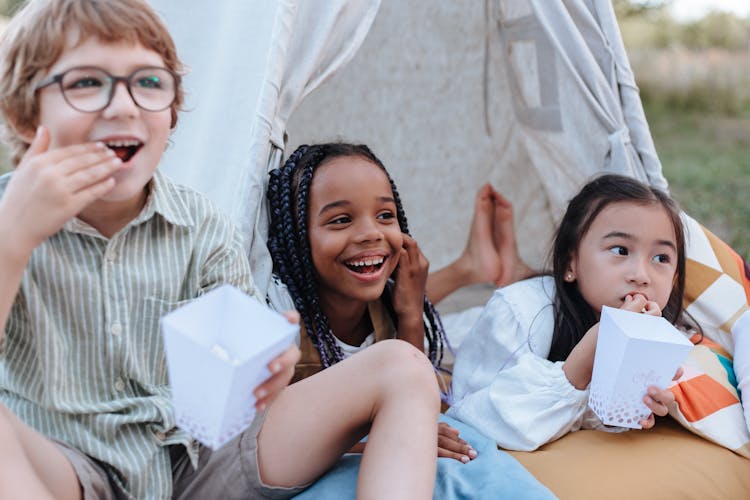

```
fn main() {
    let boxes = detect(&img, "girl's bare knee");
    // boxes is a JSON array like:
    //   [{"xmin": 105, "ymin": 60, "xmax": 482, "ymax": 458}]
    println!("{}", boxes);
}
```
[{"xmin": 371, "ymin": 339, "xmax": 439, "ymax": 400}]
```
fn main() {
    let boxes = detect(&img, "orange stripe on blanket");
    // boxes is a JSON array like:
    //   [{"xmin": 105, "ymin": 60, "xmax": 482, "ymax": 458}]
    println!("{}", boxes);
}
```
[
  {"xmin": 670, "ymin": 374, "xmax": 739, "ymax": 422},
  {"xmin": 690, "ymin": 333, "xmax": 731, "ymax": 359}
]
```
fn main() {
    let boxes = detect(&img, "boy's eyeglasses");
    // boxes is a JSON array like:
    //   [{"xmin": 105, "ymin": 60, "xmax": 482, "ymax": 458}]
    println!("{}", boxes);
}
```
[{"xmin": 35, "ymin": 66, "xmax": 181, "ymax": 113}]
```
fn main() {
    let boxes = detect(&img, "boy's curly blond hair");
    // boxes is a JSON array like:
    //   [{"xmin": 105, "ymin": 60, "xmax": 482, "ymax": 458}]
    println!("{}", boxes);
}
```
[{"xmin": 0, "ymin": 0, "xmax": 185, "ymax": 165}]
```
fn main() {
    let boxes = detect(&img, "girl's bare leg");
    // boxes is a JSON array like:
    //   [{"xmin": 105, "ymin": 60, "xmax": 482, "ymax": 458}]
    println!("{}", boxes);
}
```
[
  {"xmin": 0, "ymin": 404, "xmax": 81, "ymax": 500},
  {"xmin": 258, "ymin": 339, "xmax": 439, "ymax": 500}
]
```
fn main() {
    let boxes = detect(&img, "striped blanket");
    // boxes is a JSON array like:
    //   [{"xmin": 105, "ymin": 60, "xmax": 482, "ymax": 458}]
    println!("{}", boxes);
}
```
[{"xmin": 668, "ymin": 214, "xmax": 750, "ymax": 458}]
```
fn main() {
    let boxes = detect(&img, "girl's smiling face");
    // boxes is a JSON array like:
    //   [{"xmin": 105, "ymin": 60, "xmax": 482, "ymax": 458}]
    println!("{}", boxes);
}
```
[
  {"xmin": 567, "ymin": 201, "xmax": 679, "ymax": 314},
  {"xmin": 307, "ymin": 155, "xmax": 404, "ymax": 308}
]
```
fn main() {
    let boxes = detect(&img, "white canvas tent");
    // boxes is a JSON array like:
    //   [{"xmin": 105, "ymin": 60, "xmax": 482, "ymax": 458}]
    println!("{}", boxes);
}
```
[{"xmin": 151, "ymin": 0, "xmax": 666, "ymax": 310}]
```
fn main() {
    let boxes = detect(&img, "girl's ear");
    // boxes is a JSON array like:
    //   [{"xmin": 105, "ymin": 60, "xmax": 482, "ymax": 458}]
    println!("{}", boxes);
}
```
[{"xmin": 564, "ymin": 258, "xmax": 577, "ymax": 283}]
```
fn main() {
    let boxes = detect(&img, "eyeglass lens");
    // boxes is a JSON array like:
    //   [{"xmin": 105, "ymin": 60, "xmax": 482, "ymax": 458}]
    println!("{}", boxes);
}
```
[{"xmin": 60, "ymin": 67, "xmax": 176, "ymax": 112}]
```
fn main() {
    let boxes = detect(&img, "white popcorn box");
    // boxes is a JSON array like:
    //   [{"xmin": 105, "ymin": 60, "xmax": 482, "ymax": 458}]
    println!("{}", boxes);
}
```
[
  {"xmin": 161, "ymin": 285, "xmax": 297, "ymax": 449},
  {"xmin": 588, "ymin": 306, "xmax": 693, "ymax": 429}
]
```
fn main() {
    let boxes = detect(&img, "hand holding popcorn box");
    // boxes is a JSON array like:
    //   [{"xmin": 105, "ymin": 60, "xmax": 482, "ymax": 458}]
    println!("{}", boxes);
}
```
[
  {"xmin": 161, "ymin": 285, "xmax": 297, "ymax": 449},
  {"xmin": 589, "ymin": 306, "xmax": 693, "ymax": 429}
]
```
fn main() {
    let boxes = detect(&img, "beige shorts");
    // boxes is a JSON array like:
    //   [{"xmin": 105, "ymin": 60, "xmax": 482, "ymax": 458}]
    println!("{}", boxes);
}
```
[{"xmin": 56, "ymin": 411, "xmax": 309, "ymax": 499}]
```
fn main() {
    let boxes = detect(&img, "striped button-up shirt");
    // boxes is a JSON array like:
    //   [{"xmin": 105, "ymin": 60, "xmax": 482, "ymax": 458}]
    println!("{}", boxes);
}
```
[{"xmin": 0, "ymin": 169, "xmax": 259, "ymax": 499}]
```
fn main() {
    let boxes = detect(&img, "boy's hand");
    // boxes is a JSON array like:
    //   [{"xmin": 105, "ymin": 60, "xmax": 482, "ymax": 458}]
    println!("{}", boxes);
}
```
[
  {"xmin": 253, "ymin": 310, "xmax": 301, "ymax": 411},
  {"xmin": 437, "ymin": 422, "xmax": 477, "ymax": 463},
  {"xmin": 0, "ymin": 126, "xmax": 122, "ymax": 254}
]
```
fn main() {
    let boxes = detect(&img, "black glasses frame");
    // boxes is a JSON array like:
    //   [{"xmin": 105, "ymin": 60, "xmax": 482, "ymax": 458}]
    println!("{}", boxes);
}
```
[{"xmin": 35, "ymin": 65, "xmax": 181, "ymax": 113}]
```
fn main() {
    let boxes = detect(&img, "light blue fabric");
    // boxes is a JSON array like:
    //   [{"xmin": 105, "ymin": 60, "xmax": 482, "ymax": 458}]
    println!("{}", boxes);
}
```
[{"xmin": 292, "ymin": 414, "xmax": 555, "ymax": 499}]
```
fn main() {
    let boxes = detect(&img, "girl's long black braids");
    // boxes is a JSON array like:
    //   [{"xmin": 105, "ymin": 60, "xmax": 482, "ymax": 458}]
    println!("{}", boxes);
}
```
[{"xmin": 267, "ymin": 143, "xmax": 448, "ymax": 370}]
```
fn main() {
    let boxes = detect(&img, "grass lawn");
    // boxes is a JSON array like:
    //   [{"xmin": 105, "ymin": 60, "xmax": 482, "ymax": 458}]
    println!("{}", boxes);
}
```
[{"xmin": 644, "ymin": 101, "xmax": 750, "ymax": 261}]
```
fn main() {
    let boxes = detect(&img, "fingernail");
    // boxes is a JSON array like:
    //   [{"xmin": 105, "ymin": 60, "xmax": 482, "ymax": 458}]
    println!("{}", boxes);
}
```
[
  {"xmin": 257, "ymin": 402, "xmax": 266, "ymax": 411},
  {"xmin": 460, "ymin": 456, "xmax": 469, "ymax": 464},
  {"xmin": 35, "ymin": 126, "xmax": 42, "ymax": 138},
  {"xmin": 270, "ymin": 362, "xmax": 281, "ymax": 374},
  {"xmin": 468, "ymin": 449, "xmax": 477, "ymax": 458},
  {"xmin": 255, "ymin": 389, "xmax": 267, "ymax": 399}
]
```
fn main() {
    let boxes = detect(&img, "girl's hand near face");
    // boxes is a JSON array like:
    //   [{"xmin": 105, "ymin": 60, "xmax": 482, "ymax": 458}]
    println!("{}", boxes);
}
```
[
  {"xmin": 392, "ymin": 234, "xmax": 429, "ymax": 350},
  {"xmin": 621, "ymin": 293, "xmax": 661, "ymax": 317},
  {"xmin": 253, "ymin": 311, "xmax": 301, "ymax": 411}
]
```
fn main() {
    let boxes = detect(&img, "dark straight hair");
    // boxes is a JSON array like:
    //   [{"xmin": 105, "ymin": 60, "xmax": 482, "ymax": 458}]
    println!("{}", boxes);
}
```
[{"xmin": 548, "ymin": 174, "xmax": 686, "ymax": 362}]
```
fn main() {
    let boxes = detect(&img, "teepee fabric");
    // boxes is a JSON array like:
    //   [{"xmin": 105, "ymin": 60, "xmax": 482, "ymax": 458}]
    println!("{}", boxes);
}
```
[
  {"xmin": 152, "ymin": 0, "xmax": 380, "ymax": 298},
  {"xmin": 286, "ymin": 0, "xmax": 665, "ymax": 270}
]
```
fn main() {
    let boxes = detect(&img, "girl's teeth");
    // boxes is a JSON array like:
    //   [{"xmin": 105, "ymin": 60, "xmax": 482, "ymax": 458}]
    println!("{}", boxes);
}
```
[{"xmin": 350, "ymin": 257, "xmax": 383, "ymax": 266}]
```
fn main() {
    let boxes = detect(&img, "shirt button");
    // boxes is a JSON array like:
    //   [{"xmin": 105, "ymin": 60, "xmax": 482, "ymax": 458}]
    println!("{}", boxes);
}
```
[
  {"xmin": 114, "ymin": 378, "xmax": 126, "ymax": 392},
  {"xmin": 105, "ymin": 249, "xmax": 117, "ymax": 262},
  {"xmin": 111, "ymin": 323, "xmax": 122, "ymax": 336},
  {"xmin": 155, "ymin": 431, "xmax": 167, "ymax": 441}
]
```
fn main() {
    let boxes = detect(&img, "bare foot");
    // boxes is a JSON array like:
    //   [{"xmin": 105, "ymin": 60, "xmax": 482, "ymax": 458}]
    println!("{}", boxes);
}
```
[
  {"xmin": 458, "ymin": 183, "xmax": 503, "ymax": 285},
  {"xmin": 490, "ymin": 188, "xmax": 530, "ymax": 286}
]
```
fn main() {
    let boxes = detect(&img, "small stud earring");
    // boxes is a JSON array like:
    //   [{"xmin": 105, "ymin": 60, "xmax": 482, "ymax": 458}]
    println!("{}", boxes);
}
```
[{"xmin": 565, "ymin": 273, "xmax": 574, "ymax": 282}]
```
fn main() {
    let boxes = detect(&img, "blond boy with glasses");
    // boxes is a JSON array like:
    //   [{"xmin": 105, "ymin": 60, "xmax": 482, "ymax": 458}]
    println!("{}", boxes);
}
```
[{"xmin": 0, "ymin": 1, "xmax": 440, "ymax": 499}]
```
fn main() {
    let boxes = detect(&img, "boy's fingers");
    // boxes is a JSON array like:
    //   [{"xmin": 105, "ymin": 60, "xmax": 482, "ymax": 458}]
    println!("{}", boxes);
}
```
[
  {"xmin": 69, "ymin": 157, "xmax": 123, "ymax": 193},
  {"xmin": 282, "ymin": 310, "xmax": 300, "ymax": 325},
  {"xmin": 254, "ymin": 366, "xmax": 294, "ymax": 409},
  {"xmin": 73, "ymin": 177, "xmax": 117, "ymax": 208},
  {"xmin": 673, "ymin": 366, "xmax": 684, "ymax": 381},
  {"xmin": 59, "ymin": 144, "xmax": 115, "ymax": 175},
  {"xmin": 24, "ymin": 141, "xmax": 108, "ymax": 172},
  {"xmin": 21, "ymin": 126, "xmax": 50, "ymax": 162},
  {"xmin": 268, "ymin": 344, "xmax": 301, "ymax": 373}
]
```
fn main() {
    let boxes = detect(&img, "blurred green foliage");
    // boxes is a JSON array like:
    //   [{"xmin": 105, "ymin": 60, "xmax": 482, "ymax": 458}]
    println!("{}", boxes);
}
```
[
  {"xmin": 617, "ymin": 2, "xmax": 750, "ymax": 50},
  {"xmin": 0, "ymin": 0, "xmax": 22, "ymax": 17},
  {"xmin": 645, "ymin": 102, "xmax": 750, "ymax": 260},
  {"xmin": 614, "ymin": 1, "xmax": 750, "ymax": 259}
]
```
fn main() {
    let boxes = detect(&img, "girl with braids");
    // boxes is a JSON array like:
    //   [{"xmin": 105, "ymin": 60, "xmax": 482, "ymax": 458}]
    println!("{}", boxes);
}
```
[
  {"xmin": 448, "ymin": 174, "xmax": 688, "ymax": 451},
  {"xmin": 267, "ymin": 143, "xmax": 526, "ymax": 464}
]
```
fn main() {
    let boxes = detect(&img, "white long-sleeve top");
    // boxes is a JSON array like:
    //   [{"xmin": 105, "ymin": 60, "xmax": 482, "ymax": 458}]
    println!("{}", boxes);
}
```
[{"xmin": 447, "ymin": 276, "xmax": 623, "ymax": 451}]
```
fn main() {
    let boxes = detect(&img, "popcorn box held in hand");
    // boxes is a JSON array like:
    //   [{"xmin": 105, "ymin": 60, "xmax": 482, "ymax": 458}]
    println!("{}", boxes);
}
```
[
  {"xmin": 589, "ymin": 306, "xmax": 693, "ymax": 429},
  {"xmin": 161, "ymin": 285, "xmax": 297, "ymax": 449}
]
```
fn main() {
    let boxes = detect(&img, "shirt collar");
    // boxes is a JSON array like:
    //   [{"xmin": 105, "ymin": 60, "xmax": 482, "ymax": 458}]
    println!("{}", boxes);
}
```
[
  {"xmin": 131, "ymin": 169, "xmax": 194, "ymax": 228},
  {"xmin": 63, "ymin": 170, "xmax": 194, "ymax": 236}
]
